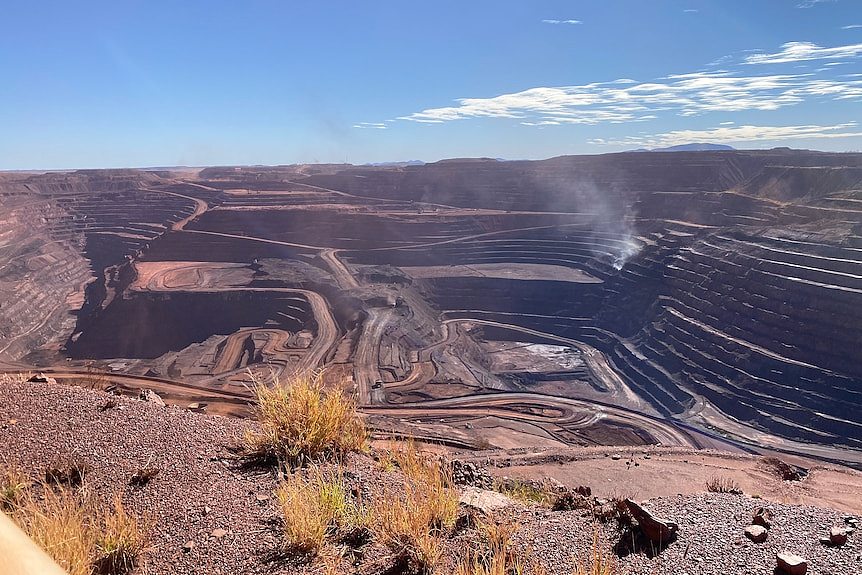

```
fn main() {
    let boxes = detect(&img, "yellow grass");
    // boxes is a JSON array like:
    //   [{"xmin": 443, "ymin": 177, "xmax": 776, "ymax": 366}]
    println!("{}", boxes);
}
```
[
  {"xmin": 244, "ymin": 371, "xmax": 366, "ymax": 468},
  {"xmin": 94, "ymin": 496, "xmax": 145, "ymax": 575},
  {"xmin": 573, "ymin": 528, "xmax": 616, "ymax": 575},
  {"xmin": 1, "ymin": 467, "xmax": 29, "ymax": 511},
  {"xmin": 455, "ymin": 520, "xmax": 521, "ymax": 575},
  {"xmin": 276, "ymin": 467, "xmax": 357, "ymax": 555},
  {"xmin": 11, "ymin": 485, "xmax": 146, "ymax": 575},
  {"xmin": 494, "ymin": 478, "xmax": 555, "ymax": 507},
  {"xmin": 370, "ymin": 441, "xmax": 459, "ymax": 573}
]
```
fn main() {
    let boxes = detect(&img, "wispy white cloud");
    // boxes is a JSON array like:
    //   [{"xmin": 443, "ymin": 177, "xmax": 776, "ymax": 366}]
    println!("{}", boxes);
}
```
[
  {"xmin": 683, "ymin": 9, "xmax": 699, "ymax": 13},
  {"xmin": 396, "ymin": 71, "xmax": 862, "ymax": 125},
  {"xmin": 797, "ymin": 0, "xmax": 837, "ymax": 8},
  {"xmin": 843, "ymin": 24, "xmax": 862, "ymax": 29},
  {"xmin": 353, "ymin": 122, "xmax": 387, "ymax": 129},
  {"xmin": 589, "ymin": 122, "xmax": 862, "ymax": 147},
  {"xmin": 719, "ymin": 121, "xmax": 735, "ymax": 125},
  {"xmin": 541, "ymin": 19, "xmax": 582, "ymax": 25},
  {"xmin": 745, "ymin": 41, "xmax": 862, "ymax": 64}
]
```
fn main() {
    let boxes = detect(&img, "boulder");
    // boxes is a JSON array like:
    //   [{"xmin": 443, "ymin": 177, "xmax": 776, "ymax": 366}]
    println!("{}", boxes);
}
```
[
  {"xmin": 459, "ymin": 487, "xmax": 513, "ymax": 514},
  {"xmin": 27, "ymin": 373, "xmax": 57, "ymax": 385},
  {"xmin": 139, "ymin": 389, "xmax": 165, "ymax": 406},
  {"xmin": 623, "ymin": 499, "xmax": 678, "ymax": 544},
  {"xmin": 744, "ymin": 525, "xmax": 767, "ymax": 543},
  {"xmin": 776, "ymin": 553, "xmax": 807, "ymax": 575},
  {"xmin": 829, "ymin": 526, "xmax": 848, "ymax": 546}
]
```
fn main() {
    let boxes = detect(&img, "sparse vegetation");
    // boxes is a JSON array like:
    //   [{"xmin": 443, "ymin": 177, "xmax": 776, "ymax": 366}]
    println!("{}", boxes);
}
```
[
  {"xmin": 244, "ymin": 372, "xmax": 366, "ymax": 469},
  {"xmin": 0, "ymin": 372, "xmax": 30, "ymax": 385},
  {"xmin": 276, "ymin": 467, "xmax": 359, "ymax": 555},
  {"xmin": 93, "ymin": 496, "xmax": 146, "ymax": 575},
  {"xmin": 494, "ymin": 478, "xmax": 556, "ymax": 507},
  {"xmin": 370, "ymin": 442, "xmax": 459, "ymax": 573},
  {"xmin": 44, "ymin": 460, "xmax": 91, "ymax": 487},
  {"xmin": 455, "ymin": 519, "xmax": 522, "ymax": 575},
  {"xmin": 11, "ymin": 486, "xmax": 145, "ymax": 575},
  {"xmin": 572, "ymin": 528, "xmax": 616, "ymax": 575},
  {"xmin": 1, "ymin": 467, "xmax": 29, "ymax": 511},
  {"xmin": 705, "ymin": 476, "xmax": 742, "ymax": 494}
]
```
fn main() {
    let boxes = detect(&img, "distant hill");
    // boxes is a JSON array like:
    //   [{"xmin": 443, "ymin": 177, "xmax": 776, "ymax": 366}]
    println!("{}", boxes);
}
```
[
  {"xmin": 632, "ymin": 143, "xmax": 736, "ymax": 152},
  {"xmin": 362, "ymin": 160, "xmax": 425, "ymax": 167}
]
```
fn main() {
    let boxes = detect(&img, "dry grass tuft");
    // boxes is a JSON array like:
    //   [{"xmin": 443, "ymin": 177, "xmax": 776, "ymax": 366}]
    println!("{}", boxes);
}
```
[
  {"xmin": 370, "ymin": 443, "xmax": 459, "ymax": 573},
  {"xmin": 0, "ymin": 372, "xmax": 31, "ymax": 385},
  {"xmin": 455, "ymin": 520, "xmax": 519, "ymax": 575},
  {"xmin": 1, "ymin": 467, "xmax": 29, "ymax": 511},
  {"xmin": 494, "ymin": 478, "xmax": 556, "ymax": 507},
  {"xmin": 705, "ymin": 476, "xmax": 742, "ymax": 494},
  {"xmin": 276, "ymin": 467, "xmax": 359, "ymax": 555},
  {"xmin": 11, "ymin": 486, "xmax": 146, "ymax": 575},
  {"xmin": 45, "ymin": 460, "xmax": 91, "ymax": 488},
  {"xmin": 93, "ymin": 496, "xmax": 145, "ymax": 575},
  {"xmin": 244, "ymin": 372, "xmax": 366, "ymax": 469},
  {"xmin": 572, "ymin": 528, "xmax": 616, "ymax": 575},
  {"xmin": 17, "ymin": 486, "xmax": 94, "ymax": 575}
]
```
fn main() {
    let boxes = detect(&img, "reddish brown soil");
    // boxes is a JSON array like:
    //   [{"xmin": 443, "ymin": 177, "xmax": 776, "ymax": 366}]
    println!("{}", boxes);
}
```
[{"xmin": 1, "ymin": 380, "xmax": 860, "ymax": 575}]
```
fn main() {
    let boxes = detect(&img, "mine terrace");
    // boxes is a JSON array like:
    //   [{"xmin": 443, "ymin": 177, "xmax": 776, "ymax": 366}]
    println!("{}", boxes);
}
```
[{"xmin": 1, "ymin": 149, "xmax": 861, "ymax": 466}]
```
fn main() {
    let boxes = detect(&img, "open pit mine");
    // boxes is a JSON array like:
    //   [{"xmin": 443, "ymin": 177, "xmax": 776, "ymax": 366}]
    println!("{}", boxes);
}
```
[{"xmin": 1, "ymin": 149, "xmax": 861, "ymax": 465}]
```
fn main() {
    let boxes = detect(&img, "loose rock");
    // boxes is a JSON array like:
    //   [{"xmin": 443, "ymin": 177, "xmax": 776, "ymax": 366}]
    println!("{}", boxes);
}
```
[
  {"xmin": 450, "ymin": 459, "xmax": 493, "ymax": 489},
  {"xmin": 744, "ymin": 525, "xmax": 767, "ymax": 543},
  {"xmin": 624, "ymin": 499, "xmax": 678, "ymax": 544},
  {"xmin": 829, "ymin": 526, "xmax": 848, "ymax": 546},
  {"xmin": 459, "ymin": 487, "xmax": 513, "ymax": 514},
  {"xmin": 776, "ymin": 552, "xmax": 807, "ymax": 575},
  {"xmin": 139, "ymin": 389, "xmax": 166, "ymax": 406},
  {"xmin": 753, "ymin": 506, "xmax": 774, "ymax": 529}
]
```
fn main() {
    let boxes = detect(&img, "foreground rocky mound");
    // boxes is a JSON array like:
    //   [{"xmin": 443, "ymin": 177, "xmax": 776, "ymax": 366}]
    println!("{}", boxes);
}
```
[{"xmin": 0, "ymin": 380, "xmax": 859, "ymax": 575}]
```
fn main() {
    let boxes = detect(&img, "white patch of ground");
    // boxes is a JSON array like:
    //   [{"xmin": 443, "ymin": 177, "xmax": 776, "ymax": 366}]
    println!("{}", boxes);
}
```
[
  {"xmin": 483, "ymin": 341, "xmax": 584, "ymax": 372},
  {"xmin": 401, "ymin": 263, "xmax": 603, "ymax": 283}
]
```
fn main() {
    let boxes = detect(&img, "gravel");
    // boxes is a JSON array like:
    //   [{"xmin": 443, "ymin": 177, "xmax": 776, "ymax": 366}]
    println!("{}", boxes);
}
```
[
  {"xmin": 1, "ymin": 380, "xmax": 281, "ymax": 574},
  {"xmin": 2, "ymin": 380, "xmax": 859, "ymax": 574}
]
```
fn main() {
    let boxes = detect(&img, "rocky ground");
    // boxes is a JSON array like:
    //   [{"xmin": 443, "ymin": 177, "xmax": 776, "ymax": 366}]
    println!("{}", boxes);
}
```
[{"xmin": 1, "ymin": 379, "xmax": 859, "ymax": 574}]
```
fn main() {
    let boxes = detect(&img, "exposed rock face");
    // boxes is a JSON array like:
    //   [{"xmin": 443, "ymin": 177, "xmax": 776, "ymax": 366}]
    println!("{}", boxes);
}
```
[
  {"xmin": 744, "ymin": 524, "xmax": 768, "ymax": 543},
  {"xmin": 624, "ymin": 499, "xmax": 678, "ymax": 544},
  {"xmin": 776, "ymin": 552, "xmax": 808, "ymax": 575},
  {"xmin": 4, "ymin": 151, "xmax": 862, "ymax": 457}
]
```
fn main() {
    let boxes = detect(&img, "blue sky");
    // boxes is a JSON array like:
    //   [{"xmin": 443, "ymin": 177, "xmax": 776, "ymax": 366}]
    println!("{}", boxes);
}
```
[{"xmin": 2, "ymin": 0, "xmax": 861, "ymax": 169}]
